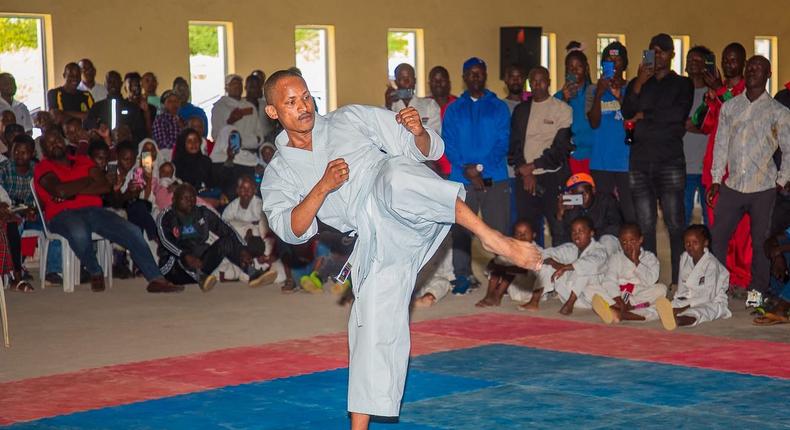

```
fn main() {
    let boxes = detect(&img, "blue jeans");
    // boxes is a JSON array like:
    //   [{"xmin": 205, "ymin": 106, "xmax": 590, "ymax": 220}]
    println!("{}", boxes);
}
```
[
  {"xmin": 629, "ymin": 163, "xmax": 686, "ymax": 283},
  {"xmin": 48, "ymin": 207, "xmax": 163, "ymax": 281},
  {"xmin": 684, "ymin": 174, "xmax": 709, "ymax": 226},
  {"xmin": 23, "ymin": 217, "xmax": 63, "ymax": 274}
]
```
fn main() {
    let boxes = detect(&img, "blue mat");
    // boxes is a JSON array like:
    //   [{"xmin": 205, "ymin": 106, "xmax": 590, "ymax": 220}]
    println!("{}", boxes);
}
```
[{"xmin": 7, "ymin": 344, "xmax": 790, "ymax": 429}]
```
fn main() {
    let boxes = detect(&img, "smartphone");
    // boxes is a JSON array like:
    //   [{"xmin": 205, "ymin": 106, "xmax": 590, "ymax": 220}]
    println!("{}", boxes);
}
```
[
  {"xmin": 229, "ymin": 130, "xmax": 242, "ymax": 153},
  {"xmin": 107, "ymin": 161, "xmax": 118, "ymax": 175},
  {"xmin": 703, "ymin": 53, "xmax": 716, "ymax": 75},
  {"xmin": 132, "ymin": 167, "xmax": 145, "ymax": 187},
  {"xmin": 141, "ymin": 151, "xmax": 153, "ymax": 174},
  {"xmin": 395, "ymin": 88, "xmax": 414, "ymax": 100},
  {"xmin": 562, "ymin": 193, "xmax": 584, "ymax": 206},
  {"xmin": 565, "ymin": 73, "xmax": 577, "ymax": 84},
  {"xmin": 602, "ymin": 61, "xmax": 615, "ymax": 79},
  {"xmin": 642, "ymin": 50, "xmax": 656, "ymax": 68}
]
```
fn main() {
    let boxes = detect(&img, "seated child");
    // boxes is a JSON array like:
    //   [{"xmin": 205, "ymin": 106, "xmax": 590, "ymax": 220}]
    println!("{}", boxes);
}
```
[
  {"xmin": 647, "ymin": 224, "xmax": 731, "ymax": 330},
  {"xmin": 753, "ymin": 226, "xmax": 790, "ymax": 326},
  {"xmin": 412, "ymin": 235, "xmax": 454, "ymax": 308},
  {"xmin": 152, "ymin": 161, "xmax": 212, "ymax": 215},
  {"xmin": 300, "ymin": 231, "xmax": 355, "ymax": 295},
  {"xmin": 590, "ymin": 223, "xmax": 667, "ymax": 324},
  {"xmin": 475, "ymin": 220, "xmax": 542, "ymax": 308},
  {"xmin": 218, "ymin": 176, "xmax": 277, "ymax": 285},
  {"xmin": 156, "ymin": 184, "xmax": 269, "ymax": 290},
  {"xmin": 536, "ymin": 216, "xmax": 609, "ymax": 315}
]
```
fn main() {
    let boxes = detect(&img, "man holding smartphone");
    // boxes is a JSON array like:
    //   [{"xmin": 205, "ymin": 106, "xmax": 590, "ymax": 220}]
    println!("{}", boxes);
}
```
[
  {"xmin": 622, "ymin": 33, "xmax": 694, "ymax": 285},
  {"xmin": 385, "ymin": 63, "xmax": 441, "ymax": 134},
  {"xmin": 211, "ymin": 74, "xmax": 264, "ymax": 198}
]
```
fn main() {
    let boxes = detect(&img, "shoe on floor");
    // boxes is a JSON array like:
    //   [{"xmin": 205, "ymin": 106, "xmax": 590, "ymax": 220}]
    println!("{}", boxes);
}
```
[
  {"xmin": 655, "ymin": 297, "xmax": 676, "ymax": 331},
  {"xmin": 45, "ymin": 273, "xmax": 63, "ymax": 287},
  {"xmin": 146, "ymin": 279, "xmax": 185, "ymax": 293},
  {"xmin": 592, "ymin": 294, "xmax": 614, "ymax": 324},
  {"xmin": 198, "ymin": 273, "xmax": 217, "ymax": 292},
  {"xmin": 745, "ymin": 290, "xmax": 764, "ymax": 308},
  {"xmin": 451, "ymin": 277, "xmax": 471, "ymax": 295},
  {"xmin": 248, "ymin": 269, "xmax": 277, "ymax": 288},
  {"xmin": 300, "ymin": 272, "xmax": 324, "ymax": 294},
  {"xmin": 90, "ymin": 275, "xmax": 106, "ymax": 292}
]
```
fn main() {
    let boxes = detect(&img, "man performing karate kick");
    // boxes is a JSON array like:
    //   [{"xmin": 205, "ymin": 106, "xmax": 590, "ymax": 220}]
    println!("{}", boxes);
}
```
[{"xmin": 260, "ymin": 70, "xmax": 542, "ymax": 429}]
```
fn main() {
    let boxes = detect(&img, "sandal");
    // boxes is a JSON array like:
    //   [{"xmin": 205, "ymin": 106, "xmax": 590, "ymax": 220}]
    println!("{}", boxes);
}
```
[
  {"xmin": 753, "ymin": 312, "xmax": 790, "ymax": 326},
  {"xmin": 281, "ymin": 279, "xmax": 296, "ymax": 294},
  {"xmin": 9, "ymin": 280, "xmax": 34, "ymax": 293}
]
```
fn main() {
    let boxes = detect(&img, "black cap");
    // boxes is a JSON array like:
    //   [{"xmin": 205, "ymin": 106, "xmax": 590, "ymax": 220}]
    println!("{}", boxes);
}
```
[{"xmin": 649, "ymin": 33, "xmax": 674, "ymax": 51}]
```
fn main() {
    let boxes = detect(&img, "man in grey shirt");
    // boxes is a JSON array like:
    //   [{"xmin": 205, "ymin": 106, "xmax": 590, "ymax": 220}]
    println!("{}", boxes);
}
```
[{"xmin": 683, "ymin": 46, "xmax": 713, "ymax": 226}]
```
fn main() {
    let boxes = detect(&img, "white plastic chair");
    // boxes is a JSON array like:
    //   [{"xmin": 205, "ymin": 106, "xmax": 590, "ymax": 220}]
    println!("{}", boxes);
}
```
[
  {"xmin": 0, "ymin": 275, "xmax": 8, "ymax": 347},
  {"xmin": 29, "ymin": 180, "xmax": 113, "ymax": 293}
]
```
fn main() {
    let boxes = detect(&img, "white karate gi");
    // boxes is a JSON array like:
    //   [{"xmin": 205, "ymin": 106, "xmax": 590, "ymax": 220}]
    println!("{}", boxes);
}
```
[
  {"xmin": 218, "ymin": 196, "xmax": 273, "ymax": 280},
  {"xmin": 538, "ymin": 239, "xmax": 608, "ymax": 308},
  {"xmin": 643, "ymin": 250, "xmax": 731, "ymax": 326},
  {"xmin": 211, "ymin": 96, "xmax": 263, "ymax": 167},
  {"xmin": 499, "ymin": 244, "xmax": 544, "ymax": 302},
  {"xmin": 260, "ymin": 105, "xmax": 461, "ymax": 417},
  {"xmin": 591, "ymin": 249, "xmax": 666, "ymax": 315}
]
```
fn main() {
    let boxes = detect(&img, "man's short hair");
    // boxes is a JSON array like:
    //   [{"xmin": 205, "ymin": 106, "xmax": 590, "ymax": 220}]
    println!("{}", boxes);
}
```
[
  {"xmin": 115, "ymin": 140, "xmax": 137, "ymax": 156},
  {"xmin": 428, "ymin": 66, "xmax": 449, "ymax": 79},
  {"xmin": 527, "ymin": 66, "xmax": 550, "ymax": 81},
  {"xmin": 263, "ymin": 70, "xmax": 305, "ymax": 106},
  {"xmin": 571, "ymin": 215, "xmax": 595, "ymax": 232},
  {"xmin": 2, "ymin": 124, "xmax": 24, "ymax": 142},
  {"xmin": 11, "ymin": 133, "xmax": 35, "ymax": 151},
  {"xmin": 124, "ymin": 71, "xmax": 142, "ymax": 81},
  {"xmin": 688, "ymin": 45, "xmax": 713, "ymax": 58},
  {"xmin": 173, "ymin": 183, "xmax": 197, "ymax": 203},
  {"xmin": 723, "ymin": 42, "xmax": 747, "ymax": 60},
  {"xmin": 394, "ymin": 63, "xmax": 415, "ymax": 77},
  {"xmin": 504, "ymin": 63, "xmax": 527, "ymax": 76}
]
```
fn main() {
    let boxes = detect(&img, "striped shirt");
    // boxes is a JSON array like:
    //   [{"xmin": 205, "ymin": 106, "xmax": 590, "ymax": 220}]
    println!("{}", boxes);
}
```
[{"xmin": 712, "ymin": 91, "xmax": 790, "ymax": 193}]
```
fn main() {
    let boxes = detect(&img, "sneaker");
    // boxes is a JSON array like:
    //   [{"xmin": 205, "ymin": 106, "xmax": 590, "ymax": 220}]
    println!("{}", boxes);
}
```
[
  {"xmin": 146, "ymin": 279, "xmax": 185, "ymax": 293},
  {"xmin": 198, "ymin": 273, "xmax": 217, "ymax": 292},
  {"xmin": 45, "ymin": 273, "xmax": 63, "ymax": 287},
  {"xmin": 90, "ymin": 275, "xmax": 106, "ymax": 292},
  {"xmin": 248, "ymin": 269, "xmax": 277, "ymax": 288},
  {"xmin": 451, "ymin": 277, "xmax": 471, "ymax": 295},
  {"xmin": 300, "ymin": 271, "xmax": 324, "ymax": 294},
  {"xmin": 745, "ymin": 290, "xmax": 763, "ymax": 308}
]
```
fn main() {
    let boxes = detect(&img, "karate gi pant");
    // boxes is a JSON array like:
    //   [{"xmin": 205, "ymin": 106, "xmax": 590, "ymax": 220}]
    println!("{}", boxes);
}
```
[
  {"xmin": 591, "ymin": 283, "xmax": 668, "ymax": 317},
  {"xmin": 538, "ymin": 265, "xmax": 601, "ymax": 308},
  {"xmin": 414, "ymin": 235, "xmax": 454, "ymax": 302},
  {"xmin": 641, "ymin": 297, "xmax": 731, "ymax": 326},
  {"xmin": 506, "ymin": 271, "xmax": 541, "ymax": 302},
  {"xmin": 348, "ymin": 158, "xmax": 462, "ymax": 417}
]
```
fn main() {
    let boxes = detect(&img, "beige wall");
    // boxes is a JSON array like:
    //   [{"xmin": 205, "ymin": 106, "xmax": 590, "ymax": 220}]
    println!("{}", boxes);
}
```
[{"xmin": 3, "ymin": 0, "xmax": 788, "ymax": 106}]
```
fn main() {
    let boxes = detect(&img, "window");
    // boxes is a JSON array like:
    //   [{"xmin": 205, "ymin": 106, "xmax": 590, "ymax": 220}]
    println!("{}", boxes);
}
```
[
  {"xmin": 755, "ymin": 36, "xmax": 778, "ymax": 94},
  {"xmin": 0, "ymin": 15, "xmax": 51, "ymax": 117},
  {"xmin": 541, "ymin": 32, "xmax": 557, "ymax": 93},
  {"xmin": 295, "ymin": 25, "xmax": 336, "ymax": 115},
  {"xmin": 672, "ymin": 35, "xmax": 690, "ymax": 75},
  {"xmin": 387, "ymin": 29, "xmax": 425, "ymax": 97},
  {"xmin": 188, "ymin": 21, "xmax": 233, "ymax": 134},
  {"xmin": 596, "ymin": 34, "xmax": 626, "ymax": 77}
]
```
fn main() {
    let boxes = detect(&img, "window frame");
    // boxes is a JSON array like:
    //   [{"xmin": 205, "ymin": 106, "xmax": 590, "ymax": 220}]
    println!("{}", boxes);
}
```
[
  {"xmin": 295, "ymin": 24, "xmax": 336, "ymax": 114},
  {"xmin": 0, "ymin": 13, "xmax": 53, "ymax": 113},
  {"xmin": 596, "ymin": 34, "xmax": 626, "ymax": 78},
  {"xmin": 387, "ymin": 28, "xmax": 425, "ymax": 97},
  {"xmin": 754, "ymin": 36, "xmax": 779, "ymax": 94}
]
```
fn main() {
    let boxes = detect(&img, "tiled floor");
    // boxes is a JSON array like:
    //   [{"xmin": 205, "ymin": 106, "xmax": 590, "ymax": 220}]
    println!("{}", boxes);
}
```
[{"xmin": 3, "ymin": 313, "xmax": 789, "ymax": 429}]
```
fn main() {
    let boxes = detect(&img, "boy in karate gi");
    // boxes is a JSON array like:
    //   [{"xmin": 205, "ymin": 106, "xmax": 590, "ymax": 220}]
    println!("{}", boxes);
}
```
[
  {"xmin": 259, "ymin": 70, "xmax": 542, "ymax": 429},
  {"xmin": 590, "ymin": 223, "xmax": 667, "ymax": 324},
  {"xmin": 649, "ymin": 224, "xmax": 731, "ymax": 329},
  {"xmin": 535, "ymin": 216, "xmax": 608, "ymax": 314}
]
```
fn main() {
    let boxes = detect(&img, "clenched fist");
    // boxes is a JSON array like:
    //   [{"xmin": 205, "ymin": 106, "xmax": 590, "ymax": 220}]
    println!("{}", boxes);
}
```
[
  {"xmin": 395, "ymin": 107, "xmax": 426, "ymax": 137},
  {"xmin": 318, "ymin": 158, "xmax": 350, "ymax": 194}
]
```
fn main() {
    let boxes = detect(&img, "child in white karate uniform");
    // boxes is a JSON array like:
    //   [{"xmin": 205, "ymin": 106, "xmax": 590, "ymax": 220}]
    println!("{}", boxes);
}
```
[
  {"xmin": 536, "ymin": 216, "xmax": 608, "ymax": 315},
  {"xmin": 590, "ymin": 223, "xmax": 667, "ymax": 324},
  {"xmin": 648, "ymin": 224, "xmax": 731, "ymax": 330}
]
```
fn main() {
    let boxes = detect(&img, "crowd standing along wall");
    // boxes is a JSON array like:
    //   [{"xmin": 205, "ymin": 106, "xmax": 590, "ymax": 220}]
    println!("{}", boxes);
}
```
[{"xmin": 2, "ymin": 0, "xmax": 788, "ymax": 107}]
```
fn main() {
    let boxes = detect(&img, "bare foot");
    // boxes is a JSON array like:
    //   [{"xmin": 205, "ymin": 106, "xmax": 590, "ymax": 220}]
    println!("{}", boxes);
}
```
[
  {"xmin": 475, "ymin": 296, "xmax": 498, "ymax": 307},
  {"xmin": 518, "ymin": 301, "xmax": 539, "ymax": 311},
  {"xmin": 480, "ymin": 232, "xmax": 542, "ymax": 270},
  {"xmin": 414, "ymin": 293, "xmax": 436, "ymax": 308},
  {"xmin": 559, "ymin": 293, "xmax": 576, "ymax": 315}
]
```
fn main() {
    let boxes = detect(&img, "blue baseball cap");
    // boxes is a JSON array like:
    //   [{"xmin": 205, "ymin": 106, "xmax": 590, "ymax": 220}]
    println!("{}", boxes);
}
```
[{"xmin": 463, "ymin": 57, "xmax": 486, "ymax": 73}]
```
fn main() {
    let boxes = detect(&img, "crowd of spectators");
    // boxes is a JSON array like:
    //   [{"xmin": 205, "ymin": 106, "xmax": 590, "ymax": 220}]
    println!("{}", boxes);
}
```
[{"xmin": 0, "ymin": 31, "xmax": 788, "ymax": 327}]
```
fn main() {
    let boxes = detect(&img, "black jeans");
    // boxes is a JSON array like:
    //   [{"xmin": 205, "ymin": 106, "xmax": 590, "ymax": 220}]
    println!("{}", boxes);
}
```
[
  {"xmin": 629, "ymin": 163, "xmax": 685, "ymax": 283},
  {"xmin": 513, "ymin": 168, "xmax": 568, "ymax": 247},
  {"xmin": 591, "ymin": 170, "xmax": 636, "ymax": 223},
  {"xmin": 164, "ymin": 234, "xmax": 247, "ymax": 285},
  {"xmin": 125, "ymin": 200, "xmax": 157, "ymax": 241}
]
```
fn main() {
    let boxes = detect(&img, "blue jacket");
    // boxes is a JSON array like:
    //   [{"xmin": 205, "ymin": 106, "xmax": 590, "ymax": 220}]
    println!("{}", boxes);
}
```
[{"xmin": 442, "ymin": 90, "xmax": 510, "ymax": 184}]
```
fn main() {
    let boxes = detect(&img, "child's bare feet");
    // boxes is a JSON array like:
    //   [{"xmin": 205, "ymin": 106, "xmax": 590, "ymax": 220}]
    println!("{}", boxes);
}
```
[
  {"xmin": 518, "ymin": 288, "xmax": 543, "ymax": 312},
  {"xmin": 414, "ymin": 293, "xmax": 436, "ymax": 308},
  {"xmin": 559, "ymin": 292, "xmax": 577, "ymax": 315},
  {"xmin": 475, "ymin": 296, "xmax": 496, "ymax": 307}
]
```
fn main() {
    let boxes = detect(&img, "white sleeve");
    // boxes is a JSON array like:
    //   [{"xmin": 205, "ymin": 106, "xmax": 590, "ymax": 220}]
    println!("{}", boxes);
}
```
[
  {"xmin": 210, "ymin": 102, "xmax": 229, "ymax": 142},
  {"xmin": 0, "ymin": 185, "xmax": 11, "ymax": 205},
  {"xmin": 221, "ymin": 199, "xmax": 239, "ymax": 221},
  {"xmin": 602, "ymin": 253, "xmax": 623, "ymax": 291},
  {"xmin": 573, "ymin": 246, "xmax": 608, "ymax": 275},
  {"xmin": 635, "ymin": 251, "xmax": 661, "ymax": 286},
  {"xmin": 341, "ymin": 105, "xmax": 443, "ymax": 162},
  {"xmin": 259, "ymin": 161, "xmax": 318, "ymax": 244}
]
